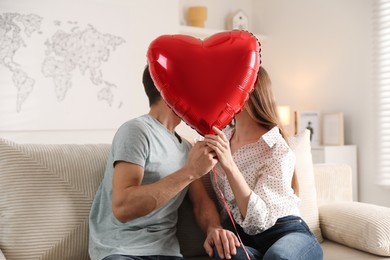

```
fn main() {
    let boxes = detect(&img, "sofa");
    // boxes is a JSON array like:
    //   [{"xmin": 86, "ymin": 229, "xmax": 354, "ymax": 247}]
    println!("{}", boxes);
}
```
[{"xmin": 0, "ymin": 130, "xmax": 389, "ymax": 260}]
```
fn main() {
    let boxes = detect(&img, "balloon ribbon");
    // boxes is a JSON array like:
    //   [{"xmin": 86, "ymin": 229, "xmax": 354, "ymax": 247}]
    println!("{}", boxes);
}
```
[{"xmin": 212, "ymin": 167, "xmax": 250, "ymax": 259}]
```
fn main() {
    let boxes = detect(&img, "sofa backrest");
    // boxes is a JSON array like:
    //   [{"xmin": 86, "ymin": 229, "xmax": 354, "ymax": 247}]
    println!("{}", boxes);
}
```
[
  {"xmin": 313, "ymin": 163, "xmax": 353, "ymax": 206},
  {"xmin": 0, "ymin": 138, "xmax": 209, "ymax": 259},
  {"xmin": 0, "ymin": 139, "xmax": 110, "ymax": 260},
  {"xmin": 0, "ymin": 129, "xmax": 323, "ymax": 259}
]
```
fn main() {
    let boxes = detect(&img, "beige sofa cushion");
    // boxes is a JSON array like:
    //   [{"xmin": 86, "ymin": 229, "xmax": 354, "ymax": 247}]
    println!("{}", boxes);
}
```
[
  {"xmin": 288, "ymin": 130, "xmax": 323, "ymax": 242},
  {"xmin": 320, "ymin": 201, "xmax": 390, "ymax": 256},
  {"xmin": 313, "ymin": 163, "xmax": 353, "ymax": 206},
  {"xmin": 321, "ymin": 240, "xmax": 390, "ymax": 260},
  {"xmin": 0, "ymin": 138, "xmax": 110, "ymax": 260}
]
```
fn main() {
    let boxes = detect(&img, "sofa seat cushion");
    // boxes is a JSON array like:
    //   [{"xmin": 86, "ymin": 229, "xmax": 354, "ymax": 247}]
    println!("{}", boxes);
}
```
[
  {"xmin": 320, "ymin": 201, "xmax": 390, "ymax": 257},
  {"xmin": 321, "ymin": 239, "xmax": 390, "ymax": 260},
  {"xmin": 0, "ymin": 138, "xmax": 110, "ymax": 260}
]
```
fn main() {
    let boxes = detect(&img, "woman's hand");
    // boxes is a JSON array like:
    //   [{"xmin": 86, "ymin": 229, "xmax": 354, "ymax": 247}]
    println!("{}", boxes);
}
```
[
  {"xmin": 203, "ymin": 226, "xmax": 240, "ymax": 259},
  {"xmin": 204, "ymin": 126, "xmax": 234, "ymax": 170}
]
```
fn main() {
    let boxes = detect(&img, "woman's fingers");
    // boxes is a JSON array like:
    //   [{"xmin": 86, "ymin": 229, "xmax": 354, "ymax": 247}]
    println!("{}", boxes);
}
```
[
  {"xmin": 212, "ymin": 126, "xmax": 229, "ymax": 142},
  {"xmin": 205, "ymin": 135, "xmax": 228, "ymax": 150},
  {"xmin": 205, "ymin": 142, "xmax": 222, "ymax": 156}
]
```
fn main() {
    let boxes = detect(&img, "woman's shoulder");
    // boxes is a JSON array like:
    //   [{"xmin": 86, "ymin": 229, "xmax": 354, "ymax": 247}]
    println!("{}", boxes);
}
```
[
  {"xmin": 263, "ymin": 127, "xmax": 294, "ymax": 156},
  {"xmin": 262, "ymin": 126, "xmax": 284, "ymax": 147}
]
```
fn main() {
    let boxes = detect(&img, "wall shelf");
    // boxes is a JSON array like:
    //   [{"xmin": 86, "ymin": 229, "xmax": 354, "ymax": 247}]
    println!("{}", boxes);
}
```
[{"xmin": 179, "ymin": 25, "xmax": 267, "ymax": 42}]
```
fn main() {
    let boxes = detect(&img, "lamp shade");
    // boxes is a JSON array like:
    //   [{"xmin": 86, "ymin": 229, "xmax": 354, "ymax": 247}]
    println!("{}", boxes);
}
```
[{"xmin": 277, "ymin": 105, "xmax": 291, "ymax": 126}]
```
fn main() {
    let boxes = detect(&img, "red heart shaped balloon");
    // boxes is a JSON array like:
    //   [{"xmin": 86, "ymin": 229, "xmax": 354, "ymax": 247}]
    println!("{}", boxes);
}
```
[{"xmin": 147, "ymin": 30, "xmax": 261, "ymax": 136}]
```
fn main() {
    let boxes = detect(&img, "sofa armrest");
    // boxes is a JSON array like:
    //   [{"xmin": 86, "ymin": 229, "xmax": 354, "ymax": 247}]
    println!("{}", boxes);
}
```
[
  {"xmin": 313, "ymin": 163, "xmax": 353, "ymax": 206},
  {"xmin": 0, "ymin": 249, "xmax": 6, "ymax": 260},
  {"xmin": 319, "ymin": 202, "xmax": 390, "ymax": 256}
]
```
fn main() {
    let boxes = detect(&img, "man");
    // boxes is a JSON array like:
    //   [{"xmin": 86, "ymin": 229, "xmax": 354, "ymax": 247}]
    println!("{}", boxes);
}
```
[{"xmin": 89, "ymin": 65, "xmax": 239, "ymax": 260}]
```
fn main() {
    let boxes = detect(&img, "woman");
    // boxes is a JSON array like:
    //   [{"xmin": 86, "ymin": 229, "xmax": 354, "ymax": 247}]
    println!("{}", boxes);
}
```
[{"xmin": 204, "ymin": 67, "xmax": 323, "ymax": 259}]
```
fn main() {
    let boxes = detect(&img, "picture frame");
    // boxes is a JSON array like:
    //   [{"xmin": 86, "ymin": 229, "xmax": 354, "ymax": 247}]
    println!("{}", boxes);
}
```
[
  {"xmin": 294, "ymin": 111, "xmax": 321, "ymax": 146},
  {"xmin": 322, "ymin": 112, "xmax": 344, "ymax": 145}
]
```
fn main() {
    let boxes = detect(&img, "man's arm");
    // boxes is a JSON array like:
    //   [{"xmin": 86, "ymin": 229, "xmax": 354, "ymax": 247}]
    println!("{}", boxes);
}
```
[
  {"xmin": 112, "ymin": 141, "xmax": 217, "ymax": 223},
  {"xmin": 188, "ymin": 179, "xmax": 240, "ymax": 259}
]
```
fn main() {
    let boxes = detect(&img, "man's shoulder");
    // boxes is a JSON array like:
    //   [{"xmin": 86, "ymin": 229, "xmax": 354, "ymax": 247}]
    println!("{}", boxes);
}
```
[
  {"xmin": 114, "ymin": 115, "xmax": 151, "ymax": 140},
  {"xmin": 118, "ymin": 115, "xmax": 150, "ymax": 131}
]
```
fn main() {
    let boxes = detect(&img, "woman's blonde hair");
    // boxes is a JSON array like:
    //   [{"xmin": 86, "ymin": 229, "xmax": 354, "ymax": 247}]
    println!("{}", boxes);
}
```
[{"xmin": 245, "ymin": 66, "xmax": 299, "ymax": 194}]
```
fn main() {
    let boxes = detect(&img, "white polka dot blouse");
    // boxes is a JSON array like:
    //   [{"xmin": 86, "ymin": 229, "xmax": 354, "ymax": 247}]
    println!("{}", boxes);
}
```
[{"xmin": 210, "ymin": 126, "xmax": 300, "ymax": 235}]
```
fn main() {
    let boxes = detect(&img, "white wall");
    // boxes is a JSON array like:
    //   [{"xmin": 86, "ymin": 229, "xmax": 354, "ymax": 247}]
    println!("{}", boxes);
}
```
[
  {"xmin": 2, "ymin": 0, "xmax": 389, "ymax": 206},
  {"xmin": 179, "ymin": 0, "xmax": 390, "ymax": 207},
  {"xmin": 0, "ymin": 0, "xmax": 180, "ymax": 144},
  {"xmin": 252, "ymin": 0, "xmax": 390, "ymax": 207}
]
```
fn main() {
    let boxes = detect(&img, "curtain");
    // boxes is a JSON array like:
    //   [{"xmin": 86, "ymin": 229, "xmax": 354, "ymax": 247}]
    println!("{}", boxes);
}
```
[{"xmin": 374, "ymin": 0, "xmax": 390, "ymax": 187}]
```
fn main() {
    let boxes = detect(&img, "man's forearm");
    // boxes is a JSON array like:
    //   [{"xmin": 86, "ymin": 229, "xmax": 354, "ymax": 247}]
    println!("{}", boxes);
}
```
[{"xmin": 113, "ymin": 167, "xmax": 195, "ymax": 223}]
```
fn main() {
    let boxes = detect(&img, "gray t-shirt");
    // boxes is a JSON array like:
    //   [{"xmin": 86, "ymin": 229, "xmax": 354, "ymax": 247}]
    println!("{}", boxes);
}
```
[{"xmin": 89, "ymin": 114, "xmax": 192, "ymax": 260}]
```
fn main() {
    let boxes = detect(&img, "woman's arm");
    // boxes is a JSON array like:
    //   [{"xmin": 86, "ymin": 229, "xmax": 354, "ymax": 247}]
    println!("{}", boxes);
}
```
[
  {"xmin": 205, "ymin": 126, "xmax": 297, "ymax": 235},
  {"xmin": 204, "ymin": 126, "xmax": 252, "ymax": 218}
]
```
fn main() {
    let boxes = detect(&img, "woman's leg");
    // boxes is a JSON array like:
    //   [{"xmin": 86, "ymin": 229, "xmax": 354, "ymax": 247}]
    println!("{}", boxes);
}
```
[
  {"xmin": 263, "ymin": 232, "xmax": 323, "ymax": 260},
  {"xmin": 246, "ymin": 215, "xmax": 323, "ymax": 260}
]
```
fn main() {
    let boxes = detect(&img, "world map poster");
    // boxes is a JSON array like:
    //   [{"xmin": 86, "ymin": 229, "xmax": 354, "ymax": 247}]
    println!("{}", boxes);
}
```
[{"xmin": 0, "ymin": 0, "xmax": 178, "ymax": 130}]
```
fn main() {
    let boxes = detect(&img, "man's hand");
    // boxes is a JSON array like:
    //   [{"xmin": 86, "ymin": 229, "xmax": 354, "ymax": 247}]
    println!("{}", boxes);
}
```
[
  {"xmin": 204, "ymin": 227, "xmax": 240, "ymax": 259},
  {"xmin": 185, "ymin": 141, "xmax": 218, "ymax": 180}
]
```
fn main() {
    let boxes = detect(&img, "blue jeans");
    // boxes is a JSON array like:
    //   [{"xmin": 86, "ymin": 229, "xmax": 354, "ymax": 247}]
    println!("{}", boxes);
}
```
[
  {"xmin": 213, "ymin": 215, "xmax": 323, "ymax": 260},
  {"xmin": 102, "ymin": 255, "xmax": 183, "ymax": 260}
]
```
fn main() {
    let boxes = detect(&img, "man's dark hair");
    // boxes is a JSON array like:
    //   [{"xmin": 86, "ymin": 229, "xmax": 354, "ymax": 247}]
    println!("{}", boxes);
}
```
[{"xmin": 143, "ymin": 65, "xmax": 161, "ymax": 107}]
